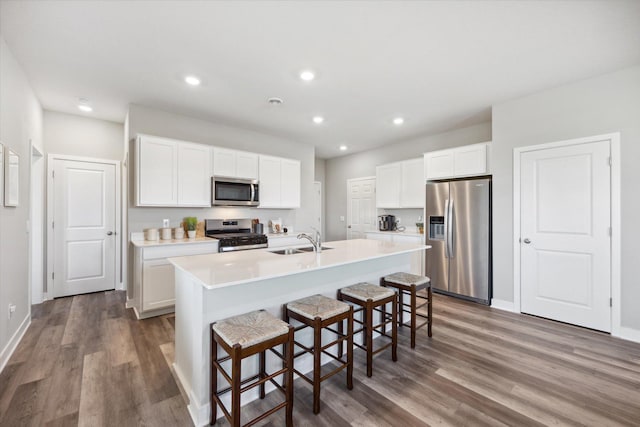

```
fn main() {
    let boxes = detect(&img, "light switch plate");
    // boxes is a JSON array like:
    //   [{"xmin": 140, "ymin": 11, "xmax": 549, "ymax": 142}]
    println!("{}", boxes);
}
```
[
  {"xmin": 339, "ymin": 216, "xmax": 345, "ymax": 222},
  {"xmin": 162, "ymin": 219, "xmax": 170, "ymax": 228}
]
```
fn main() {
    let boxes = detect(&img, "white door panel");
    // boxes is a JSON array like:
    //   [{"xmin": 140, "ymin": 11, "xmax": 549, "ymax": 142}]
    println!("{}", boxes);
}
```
[
  {"xmin": 53, "ymin": 159, "xmax": 116, "ymax": 297},
  {"xmin": 347, "ymin": 178, "xmax": 376, "ymax": 239},
  {"xmin": 521, "ymin": 140, "xmax": 610, "ymax": 332}
]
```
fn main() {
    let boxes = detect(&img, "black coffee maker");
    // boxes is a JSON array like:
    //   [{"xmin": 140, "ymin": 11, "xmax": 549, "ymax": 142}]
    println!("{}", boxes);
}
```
[{"xmin": 378, "ymin": 215, "xmax": 397, "ymax": 231}]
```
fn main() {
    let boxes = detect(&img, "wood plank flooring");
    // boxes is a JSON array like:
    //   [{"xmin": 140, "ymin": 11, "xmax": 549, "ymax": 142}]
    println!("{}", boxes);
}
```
[{"xmin": 1, "ymin": 290, "xmax": 639, "ymax": 426}]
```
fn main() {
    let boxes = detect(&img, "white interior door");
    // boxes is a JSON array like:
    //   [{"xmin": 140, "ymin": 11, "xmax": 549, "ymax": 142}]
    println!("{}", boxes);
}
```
[
  {"xmin": 347, "ymin": 177, "xmax": 376, "ymax": 239},
  {"xmin": 53, "ymin": 159, "xmax": 116, "ymax": 297},
  {"xmin": 520, "ymin": 140, "xmax": 611, "ymax": 332}
]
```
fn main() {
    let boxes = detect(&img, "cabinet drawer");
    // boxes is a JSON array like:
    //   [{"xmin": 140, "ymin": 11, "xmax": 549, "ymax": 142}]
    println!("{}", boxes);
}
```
[{"xmin": 142, "ymin": 242, "xmax": 218, "ymax": 260}]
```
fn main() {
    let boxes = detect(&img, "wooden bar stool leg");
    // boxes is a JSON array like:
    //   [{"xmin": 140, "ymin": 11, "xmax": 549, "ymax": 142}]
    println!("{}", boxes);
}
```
[
  {"xmin": 259, "ymin": 350, "xmax": 266, "ymax": 399},
  {"xmin": 210, "ymin": 330, "xmax": 217, "ymax": 426},
  {"xmin": 286, "ymin": 327, "xmax": 294, "ymax": 427},
  {"xmin": 347, "ymin": 307, "xmax": 354, "ymax": 390},
  {"xmin": 428, "ymin": 286, "xmax": 433, "ymax": 337},
  {"xmin": 231, "ymin": 344, "xmax": 242, "ymax": 427},
  {"xmin": 313, "ymin": 316, "xmax": 322, "ymax": 414},
  {"xmin": 410, "ymin": 284, "xmax": 417, "ymax": 348},
  {"xmin": 398, "ymin": 289, "xmax": 404, "ymax": 327},
  {"xmin": 392, "ymin": 295, "xmax": 398, "ymax": 361},
  {"xmin": 366, "ymin": 300, "xmax": 374, "ymax": 377}
]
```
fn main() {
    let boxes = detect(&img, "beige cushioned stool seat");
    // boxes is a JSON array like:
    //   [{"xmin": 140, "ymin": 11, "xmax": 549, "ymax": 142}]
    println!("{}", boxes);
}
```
[
  {"xmin": 212, "ymin": 310, "xmax": 290, "ymax": 348},
  {"xmin": 383, "ymin": 272, "xmax": 431, "ymax": 287},
  {"xmin": 287, "ymin": 294, "xmax": 350, "ymax": 320},
  {"xmin": 340, "ymin": 283, "xmax": 395, "ymax": 302}
]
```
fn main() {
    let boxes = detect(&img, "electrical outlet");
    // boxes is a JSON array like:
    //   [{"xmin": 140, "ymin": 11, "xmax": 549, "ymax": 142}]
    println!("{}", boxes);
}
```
[
  {"xmin": 162, "ymin": 219, "xmax": 170, "ymax": 228},
  {"xmin": 396, "ymin": 217, "xmax": 402, "ymax": 224},
  {"xmin": 8, "ymin": 304, "xmax": 16, "ymax": 320}
]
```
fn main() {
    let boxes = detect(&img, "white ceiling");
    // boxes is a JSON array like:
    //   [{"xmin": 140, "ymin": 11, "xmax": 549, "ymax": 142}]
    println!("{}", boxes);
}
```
[{"xmin": 1, "ymin": 1, "xmax": 639, "ymax": 158}]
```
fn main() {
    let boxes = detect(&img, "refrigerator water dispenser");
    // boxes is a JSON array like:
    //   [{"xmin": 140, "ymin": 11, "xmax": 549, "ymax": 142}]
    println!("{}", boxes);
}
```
[{"xmin": 429, "ymin": 216, "xmax": 445, "ymax": 240}]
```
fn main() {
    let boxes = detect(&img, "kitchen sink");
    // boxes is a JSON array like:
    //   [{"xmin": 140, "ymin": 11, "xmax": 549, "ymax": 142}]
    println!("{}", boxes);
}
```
[
  {"xmin": 270, "ymin": 248, "xmax": 305, "ymax": 255},
  {"xmin": 270, "ymin": 246, "xmax": 333, "ymax": 255},
  {"xmin": 297, "ymin": 246, "xmax": 333, "ymax": 252}
]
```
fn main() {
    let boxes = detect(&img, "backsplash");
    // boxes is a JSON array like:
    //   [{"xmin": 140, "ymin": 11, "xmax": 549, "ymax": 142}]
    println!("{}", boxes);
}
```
[{"xmin": 377, "ymin": 208, "xmax": 424, "ymax": 233}]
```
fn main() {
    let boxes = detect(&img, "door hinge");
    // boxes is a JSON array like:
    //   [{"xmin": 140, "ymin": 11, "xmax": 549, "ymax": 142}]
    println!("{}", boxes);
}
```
[
  {"xmin": 610, "ymin": 297, "xmax": 612, "ymax": 307},
  {"xmin": 608, "ymin": 227, "xmax": 612, "ymax": 236},
  {"xmin": 52, "ymin": 170, "xmax": 55, "ymax": 178},
  {"xmin": 52, "ymin": 221, "xmax": 54, "ymax": 229},
  {"xmin": 608, "ymin": 157, "xmax": 612, "ymax": 166},
  {"xmin": 52, "ymin": 272, "xmax": 55, "ymax": 280}
]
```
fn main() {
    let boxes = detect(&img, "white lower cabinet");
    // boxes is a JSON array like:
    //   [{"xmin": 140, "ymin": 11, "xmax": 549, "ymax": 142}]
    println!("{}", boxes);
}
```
[
  {"xmin": 132, "ymin": 240, "xmax": 218, "ymax": 318},
  {"xmin": 365, "ymin": 232, "xmax": 424, "ymax": 275}
]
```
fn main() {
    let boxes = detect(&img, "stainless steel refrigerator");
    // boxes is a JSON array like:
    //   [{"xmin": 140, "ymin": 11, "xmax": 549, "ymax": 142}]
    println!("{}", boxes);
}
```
[{"xmin": 425, "ymin": 177, "xmax": 492, "ymax": 305}]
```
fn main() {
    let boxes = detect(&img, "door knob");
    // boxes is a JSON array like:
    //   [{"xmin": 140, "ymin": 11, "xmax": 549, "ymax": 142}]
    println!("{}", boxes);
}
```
[
  {"xmin": 523, "ymin": 238, "xmax": 531, "ymax": 244},
  {"xmin": 107, "ymin": 231, "xmax": 114, "ymax": 236},
  {"xmin": 347, "ymin": 225, "xmax": 352, "ymax": 229}
]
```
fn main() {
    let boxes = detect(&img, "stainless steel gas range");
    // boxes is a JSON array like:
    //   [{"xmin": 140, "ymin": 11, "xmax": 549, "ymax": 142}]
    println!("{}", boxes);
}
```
[{"xmin": 205, "ymin": 218, "xmax": 268, "ymax": 252}]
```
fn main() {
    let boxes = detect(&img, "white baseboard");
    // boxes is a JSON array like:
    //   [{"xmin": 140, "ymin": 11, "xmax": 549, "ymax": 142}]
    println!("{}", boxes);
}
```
[
  {"xmin": 490, "ymin": 298, "xmax": 517, "ymax": 312},
  {"xmin": 0, "ymin": 314, "xmax": 31, "ymax": 374},
  {"xmin": 174, "ymin": 362, "xmax": 208, "ymax": 426},
  {"xmin": 614, "ymin": 326, "xmax": 640, "ymax": 344}
]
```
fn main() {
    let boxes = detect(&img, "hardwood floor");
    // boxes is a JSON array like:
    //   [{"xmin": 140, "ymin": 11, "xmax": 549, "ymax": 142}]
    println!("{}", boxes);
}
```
[{"xmin": 1, "ymin": 290, "xmax": 639, "ymax": 426}]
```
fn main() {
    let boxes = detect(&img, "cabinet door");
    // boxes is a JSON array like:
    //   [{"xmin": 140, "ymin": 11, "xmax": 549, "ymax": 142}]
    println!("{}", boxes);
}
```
[
  {"xmin": 454, "ymin": 144, "xmax": 487, "ymax": 177},
  {"xmin": 400, "ymin": 158, "xmax": 425, "ymax": 208},
  {"xmin": 376, "ymin": 163, "xmax": 401, "ymax": 208},
  {"xmin": 178, "ymin": 142, "xmax": 211, "ymax": 206},
  {"xmin": 142, "ymin": 259, "xmax": 175, "ymax": 311},
  {"xmin": 424, "ymin": 150, "xmax": 454, "ymax": 180},
  {"xmin": 137, "ymin": 136, "xmax": 177, "ymax": 206},
  {"xmin": 212, "ymin": 147, "xmax": 237, "ymax": 177},
  {"xmin": 280, "ymin": 159, "xmax": 300, "ymax": 208},
  {"xmin": 236, "ymin": 151, "xmax": 259, "ymax": 179},
  {"xmin": 258, "ymin": 155, "xmax": 281, "ymax": 208}
]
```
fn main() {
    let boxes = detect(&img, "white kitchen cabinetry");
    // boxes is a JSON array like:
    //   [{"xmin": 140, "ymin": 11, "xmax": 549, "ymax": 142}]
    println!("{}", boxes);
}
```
[
  {"xmin": 424, "ymin": 142, "xmax": 489, "ymax": 180},
  {"xmin": 212, "ymin": 147, "xmax": 258, "ymax": 179},
  {"xmin": 178, "ymin": 142, "xmax": 211, "ymax": 206},
  {"xmin": 136, "ymin": 134, "xmax": 210, "ymax": 207},
  {"xmin": 376, "ymin": 158, "xmax": 424, "ymax": 208},
  {"xmin": 365, "ymin": 231, "xmax": 424, "ymax": 275},
  {"xmin": 132, "ymin": 240, "xmax": 218, "ymax": 318},
  {"xmin": 258, "ymin": 155, "xmax": 301, "ymax": 209}
]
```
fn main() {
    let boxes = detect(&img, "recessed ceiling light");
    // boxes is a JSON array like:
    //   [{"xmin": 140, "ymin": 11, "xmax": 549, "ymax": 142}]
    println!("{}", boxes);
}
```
[
  {"xmin": 78, "ymin": 104, "xmax": 93, "ymax": 112},
  {"xmin": 300, "ymin": 70, "xmax": 315, "ymax": 81},
  {"xmin": 393, "ymin": 117, "xmax": 404, "ymax": 125},
  {"xmin": 339, "ymin": 145, "xmax": 348, "ymax": 151},
  {"xmin": 312, "ymin": 116, "xmax": 324, "ymax": 124},
  {"xmin": 185, "ymin": 75, "xmax": 201, "ymax": 86}
]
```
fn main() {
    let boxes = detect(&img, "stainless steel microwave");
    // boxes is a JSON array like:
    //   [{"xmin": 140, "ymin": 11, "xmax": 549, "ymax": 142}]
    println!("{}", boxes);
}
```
[{"xmin": 211, "ymin": 176, "xmax": 259, "ymax": 206}]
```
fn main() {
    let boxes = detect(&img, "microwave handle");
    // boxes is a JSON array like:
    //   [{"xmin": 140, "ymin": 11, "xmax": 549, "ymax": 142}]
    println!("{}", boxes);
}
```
[{"xmin": 251, "ymin": 183, "xmax": 256, "ymax": 202}]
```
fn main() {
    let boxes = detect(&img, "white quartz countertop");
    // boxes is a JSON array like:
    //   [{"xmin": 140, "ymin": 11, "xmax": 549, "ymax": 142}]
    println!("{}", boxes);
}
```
[
  {"xmin": 169, "ymin": 238, "xmax": 430, "ymax": 290},
  {"xmin": 365, "ymin": 230, "xmax": 424, "ymax": 237},
  {"xmin": 131, "ymin": 236, "xmax": 216, "ymax": 247}
]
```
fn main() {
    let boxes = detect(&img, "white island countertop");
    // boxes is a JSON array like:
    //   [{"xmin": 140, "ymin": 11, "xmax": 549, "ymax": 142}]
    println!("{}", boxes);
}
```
[{"xmin": 169, "ymin": 238, "xmax": 429, "ymax": 290}]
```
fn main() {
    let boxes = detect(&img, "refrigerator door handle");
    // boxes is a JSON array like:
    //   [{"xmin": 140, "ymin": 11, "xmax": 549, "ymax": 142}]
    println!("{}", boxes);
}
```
[
  {"xmin": 447, "ymin": 198, "xmax": 454, "ymax": 258},
  {"xmin": 444, "ymin": 198, "xmax": 450, "ymax": 258}
]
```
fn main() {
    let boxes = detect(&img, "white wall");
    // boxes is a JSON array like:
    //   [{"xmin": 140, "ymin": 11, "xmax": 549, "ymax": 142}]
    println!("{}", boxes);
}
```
[
  {"xmin": 324, "ymin": 122, "xmax": 492, "ymax": 241},
  {"xmin": 43, "ymin": 110, "xmax": 124, "ymax": 161},
  {"xmin": 0, "ymin": 36, "xmax": 43, "ymax": 369},
  {"xmin": 124, "ymin": 104, "xmax": 316, "ymax": 294},
  {"xmin": 492, "ymin": 65, "xmax": 640, "ymax": 330},
  {"xmin": 314, "ymin": 158, "xmax": 326, "ymax": 235}
]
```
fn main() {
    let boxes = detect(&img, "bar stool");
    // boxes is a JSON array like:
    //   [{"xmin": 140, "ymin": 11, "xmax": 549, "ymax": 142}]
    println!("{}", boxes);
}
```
[
  {"xmin": 337, "ymin": 283, "xmax": 397, "ymax": 377},
  {"xmin": 381, "ymin": 272, "xmax": 432, "ymax": 348},
  {"xmin": 210, "ymin": 310, "xmax": 294, "ymax": 427},
  {"xmin": 284, "ymin": 294, "xmax": 354, "ymax": 414}
]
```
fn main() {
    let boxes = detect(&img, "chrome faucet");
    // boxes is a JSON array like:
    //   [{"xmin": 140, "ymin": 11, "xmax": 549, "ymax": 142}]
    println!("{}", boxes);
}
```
[{"xmin": 297, "ymin": 227, "xmax": 322, "ymax": 253}]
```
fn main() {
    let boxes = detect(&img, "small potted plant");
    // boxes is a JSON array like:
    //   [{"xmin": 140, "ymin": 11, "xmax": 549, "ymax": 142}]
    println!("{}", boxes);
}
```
[
  {"xmin": 184, "ymin": 217, "xmax": 198, "ymax": 239},
  {"xmin": 416, "ymin": 221, "xmax": 424, "ymax": 234}
]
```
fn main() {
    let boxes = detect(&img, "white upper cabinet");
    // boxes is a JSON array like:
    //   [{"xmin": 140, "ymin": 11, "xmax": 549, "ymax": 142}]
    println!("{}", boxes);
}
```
[
  {"xmin": 376, "ymin": 162, "xmax": 402, "ymax": 208},
  {"xmin": 400, "ymin": 158, "xmax": 425, "ymax": 208},
  {"xmin": 137, "ymin": 135, "xmax": 178, "ymax": 206},
  {"xmin": 424, "ymin": 142, "xmax": 490, "ymax": 180},
  {"xmin": 178, "ymin": 142, "xmax": 211, "ymax": 206},
  {"xmin": 212, "ymin": 147, "xmax": 258, "ymax": 179},
  {"xmin": 376, "ymin": 158, "xmax": 424, "ymax": 208},
  {"xmin": 136, "ymin": 134, "xmax": 210, "ymax": 207},
  {"xmin": 258, "ymin": 155, "xmax": 301, "ymax": 209}
]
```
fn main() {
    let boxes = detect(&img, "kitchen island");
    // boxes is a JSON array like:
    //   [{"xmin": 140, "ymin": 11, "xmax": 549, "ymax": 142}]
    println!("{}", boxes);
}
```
[{"xmin": 169, "ymin": 238, "xmax": 429, "ymax": 426}]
